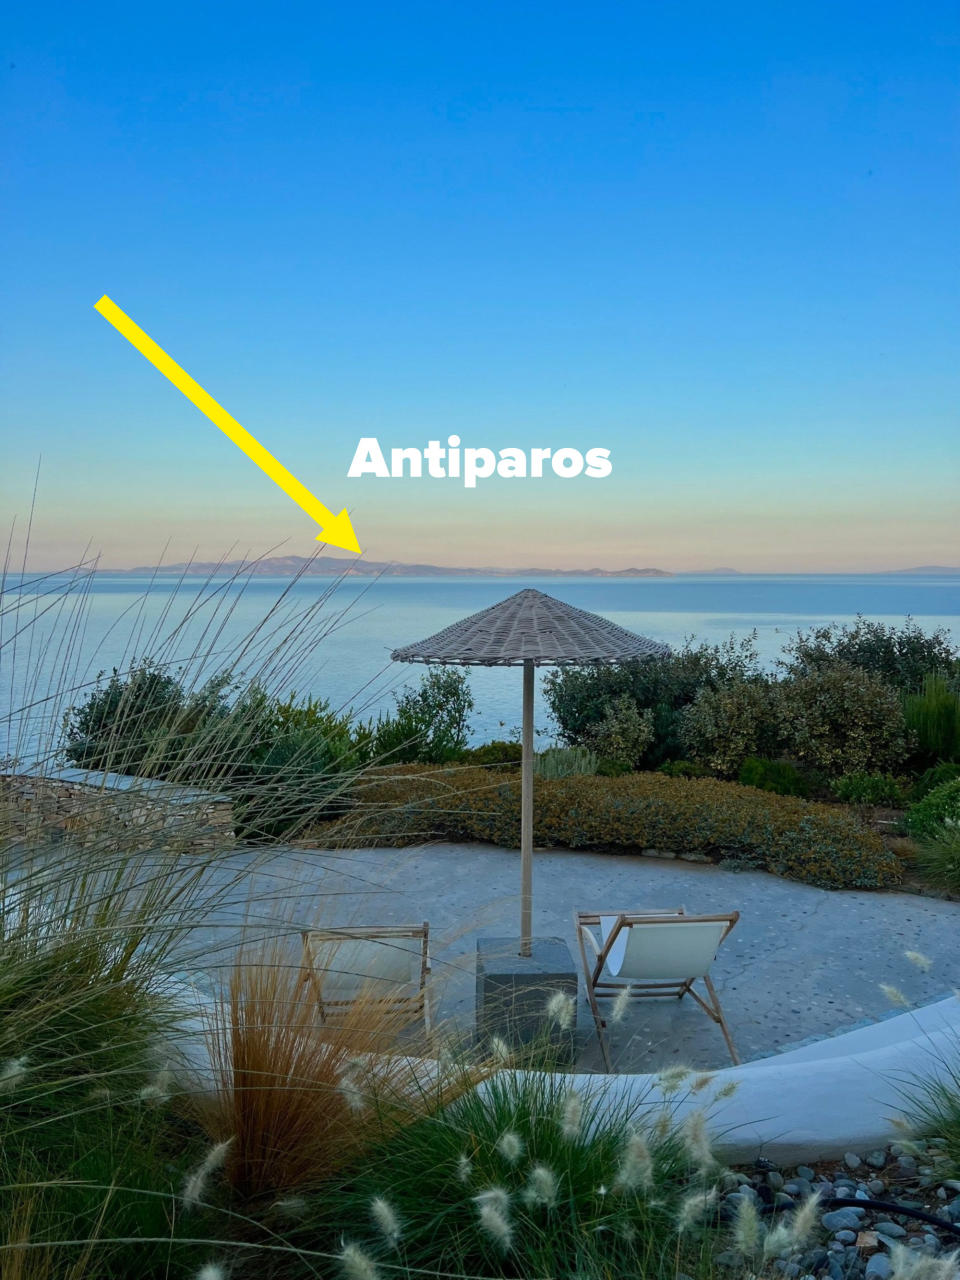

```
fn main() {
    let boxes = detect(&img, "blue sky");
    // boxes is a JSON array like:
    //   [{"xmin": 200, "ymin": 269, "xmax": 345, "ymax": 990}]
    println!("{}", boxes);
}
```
[{"xmin": 2, "ymin": 1, "xmax": 958, "ymax": 570}]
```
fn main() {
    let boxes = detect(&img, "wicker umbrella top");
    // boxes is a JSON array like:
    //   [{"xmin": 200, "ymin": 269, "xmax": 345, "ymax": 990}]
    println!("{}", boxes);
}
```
[{"xmin": 391, "ymin": 588, "xmax": 670, "ymax": 667}]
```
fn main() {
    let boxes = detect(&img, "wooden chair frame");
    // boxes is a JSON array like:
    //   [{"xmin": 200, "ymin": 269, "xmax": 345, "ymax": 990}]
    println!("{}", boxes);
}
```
[
  {"xmin": 299, "ymin": 922, "xmax": 431, "ymax": 1033},
  {"xmin": 574, "ymin": 907, "xmax": 740, "ymax": 1071}
]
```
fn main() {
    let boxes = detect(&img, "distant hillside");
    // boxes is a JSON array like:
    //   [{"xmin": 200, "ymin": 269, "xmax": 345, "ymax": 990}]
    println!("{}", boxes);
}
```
[
  {"xmin": 116, "ymin": 556, "xmax": 674, "ymax": 579},
  {"xmin": 887, "ymin": 565, "xmax": 960, "ymax": 575}
]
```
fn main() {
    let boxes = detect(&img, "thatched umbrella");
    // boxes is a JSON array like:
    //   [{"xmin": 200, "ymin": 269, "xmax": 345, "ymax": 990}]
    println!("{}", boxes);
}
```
[{"xmin": 392, "ymin": 588, "xmax": 669, "ymax": 956}]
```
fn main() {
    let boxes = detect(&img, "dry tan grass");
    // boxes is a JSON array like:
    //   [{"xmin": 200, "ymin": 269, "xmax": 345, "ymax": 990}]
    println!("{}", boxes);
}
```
[{"xmin": 197, "ymin": 942, "xmax": 484, "ymax": 1202}]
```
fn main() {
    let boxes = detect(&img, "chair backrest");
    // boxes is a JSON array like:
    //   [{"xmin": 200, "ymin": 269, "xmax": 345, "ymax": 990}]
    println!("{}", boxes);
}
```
[
  {"xmin": 306, "ymin": 930, "xmax": 423, "ymax": 1000},
  {"xmin": 608, "ymin": 916, "xmax": 732, "ymax": 982}
]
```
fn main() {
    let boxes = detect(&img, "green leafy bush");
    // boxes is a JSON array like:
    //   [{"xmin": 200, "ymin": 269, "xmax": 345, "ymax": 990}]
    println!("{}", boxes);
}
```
[
  {"xmin": 374, "ymin": 667, "xmax": 475, "ymax": 764},
  {"xmin": 459, "ymin": 739, "xmax": 523, "ymax": 766},
  {"xmin": 912, "ymin": 825, "xmax": 960, "ymax": 898},
  {"xmin": 325, "ymin": 766, "xmax": 899, "ymax": 889},
  {"xmin": 657, "ymin": 759, "xmax": 713, "ymax": 779},
  {"xmin": 583, "ymin": 694, "xmax": 654, "ymax": 770},
  {"xmin": 779, "ymin": 616, "xmax": 959, "ymax": 689},
  {"xmin": 543, "ymin": 635, "xmax": 761, "ymax": 768},
  {"xmin": 534, "ymin": 745, "xmax": 598, "ymax": 778},
  {"xmin": 903, "ymin": 673, "xmax": 960, "ymax": 765},
  {"xmin": 776, "ymin": 663, "xmax": 910, "ymax": 775},
  {"xmin": 911, "ymin": 761, "xmax": 960, "ymax": 802},
  {"xmin": 679, "ymin": 680, "xmax": 779, "ymax": 776},
  {"xmin": 906, "ymin": 778, "xmax": 960, "ymax": 840},
  {"xmin": 830, "ymin": 772, "xmax": 905, "ymax": 806},
  {"xmin": 738, "ymin": 756, "xmax": 812, "ymax": 797}
]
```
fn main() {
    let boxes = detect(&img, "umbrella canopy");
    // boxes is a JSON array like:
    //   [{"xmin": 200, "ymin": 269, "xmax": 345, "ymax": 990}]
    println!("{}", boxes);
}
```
[{"xmin": 392, "ymin": 589, "xmax": 670, "ymax": 954}]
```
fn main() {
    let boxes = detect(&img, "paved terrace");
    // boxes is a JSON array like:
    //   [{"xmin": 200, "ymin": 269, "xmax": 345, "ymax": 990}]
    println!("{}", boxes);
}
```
[{"xmin": 171, "ymin": 842, "xmax": 959, "ymax": 1072}]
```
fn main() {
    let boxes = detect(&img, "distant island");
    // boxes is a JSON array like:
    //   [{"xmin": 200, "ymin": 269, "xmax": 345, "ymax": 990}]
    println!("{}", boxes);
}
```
[{"xmin": 115, "ymin": 556, "xmax": 674, "ymax": 579}]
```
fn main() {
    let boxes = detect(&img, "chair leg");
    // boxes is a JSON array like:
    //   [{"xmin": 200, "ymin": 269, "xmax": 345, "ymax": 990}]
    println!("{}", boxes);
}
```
[
  {"xmin": 576, "ymin": 925, "xmax": 612, "ymax": 1072},
  {"xmin": 703, "ymin": 974, "xmax": 740, "ymax": 1065}
]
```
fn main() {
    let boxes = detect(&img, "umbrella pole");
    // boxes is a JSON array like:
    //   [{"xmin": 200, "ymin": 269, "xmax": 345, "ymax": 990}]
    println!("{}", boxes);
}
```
[{"xmin": 520, "ymin": 658, "xmax": 534, "ymax": 957}]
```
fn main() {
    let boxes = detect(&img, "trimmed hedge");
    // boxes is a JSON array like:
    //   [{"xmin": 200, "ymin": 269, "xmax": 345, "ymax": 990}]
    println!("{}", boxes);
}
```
[{"xmin": 320, "ymin": 765, "xmax": 900, "ymax": 890}]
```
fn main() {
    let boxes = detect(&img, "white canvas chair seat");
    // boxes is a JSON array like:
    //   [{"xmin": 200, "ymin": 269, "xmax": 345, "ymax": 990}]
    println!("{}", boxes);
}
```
[
  {"xmin": 575, "ymin": 907, "xmax": 740, "ymax": 1071},
  {"xmin": 299, "ymin": 923, "xmax": 431, "ymax": 1031}
]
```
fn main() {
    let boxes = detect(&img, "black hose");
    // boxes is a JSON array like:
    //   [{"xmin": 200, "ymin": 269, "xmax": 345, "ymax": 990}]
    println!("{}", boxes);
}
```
[{"xmin": 759, "ymin": 1194, "xmax": 960, "ymax": 1242}]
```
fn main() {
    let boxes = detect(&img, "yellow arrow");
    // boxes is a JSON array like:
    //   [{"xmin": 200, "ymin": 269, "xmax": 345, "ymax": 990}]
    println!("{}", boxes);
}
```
[{"xmin": 93, "ymin": 295, "xmax": 361, "ymax": 554}]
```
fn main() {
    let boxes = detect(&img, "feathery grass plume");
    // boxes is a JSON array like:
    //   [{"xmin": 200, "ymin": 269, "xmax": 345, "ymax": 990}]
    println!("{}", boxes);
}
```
[
  {"xmin": 138, "ymin": 1065, "xmax": 174, "ymax": 1105},
  {"xmin": 0, "ymin": 1055, "xmax": 29, "ymax": 1093},
  {"xmin": 560, "ymin": 1089, "xmax": 582, "ymax": 1139},
  {"xmin": 787, "ymin": 1190, "xmax": 821, "ymax": 1248},
  {"xmin": 457, "ymin": 1153, "xmax": 473, "ymax": 1183},
  {"xmin": 181, "ymin": 1138, "xmax": 234, "ymax": 1210},
  {"xmin": 889, "ymin": 1242, "xmax": 960, "ymax": 1280},
  {"xmin": 676, "ymin": 1186, "xmax": 717, "ymax": 1233},
  {"xmin": 473, "ymin": 1187, "xmax": 510, "ymax": 1216},
  {"xmin": 653, "ymin": 1108, "xmax": 674, "ymax": 1140},
  {"xmin": 691, "ymin": 1072, "xmax": 714, "ymax": 1093},
  {"xmin": 681, "ymin": 1109, "xmax": 714, "ymax": 1173},
  {"xmin": 609, "ymin": 984, "xmax": 633, "ymax": 1024},
  {"xmin": 880, "ymin": 984, "xmax": 911, "ymax": 1008},
  {"xmin": 195, "ymin": 1267, "xmax": 226, "ymax": 1280},
  {"xmin": 761, "ymin": 1221, "xmax": 794, "ymax": 1257},
  {"xmin": 732, "ymin": 1195, "xmax": 761, "ymax": 1255},
  {"xmin": 713, "ymin": 1079, "xmax": 741, "ymax": 1101},
  {"xmin": 889, "ymin": 1115, "xmax": 915, "ymax": 1136},
  {"xmin": 370, "ymin": 1196, "xmax": 402, "ymax": 1247},
  {"xmin": 338, "ymin": 1068, "xmax": 366, "ymax": 1112},
  {"xmin": 489, "ymin": 1035, "xmax": 512, "ymax": 1064},
  {"xmin": 340, "ymin": 1242, "xmax": 380, "ymax": 1280},
  {"xmin": 545, "ymin": 989, "xmax": 576, "ymax": 1030},
  {"xmin": 657, "ymin": 1064, "xmax": 692, "ymax": 1094},
  {"xmin": 477, "ymin": 1202, "xmax": 513, "ymax": 1252},
  {"xmin": 271, "ymin": 1196, "xmax": 308, "ymax": 1217},
  {"xmin": 614, "ymin": 1129, "xmax": 654, "ymax": 1192},
  {"xmin": 905, "ymin": 950, "xmax": 933, "ymax": 972},
  {"xmin": 497, "ymin": 1130, "xmax": 524, "ymax": 1163},
  {"xmin": 523, "ymin": 1163, "xmax": 558, "ymax": 1208}
]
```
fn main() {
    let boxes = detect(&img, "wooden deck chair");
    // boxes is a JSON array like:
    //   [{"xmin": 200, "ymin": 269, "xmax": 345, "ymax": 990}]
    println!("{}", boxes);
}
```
[
  {"xmin": 299, "ymin": 923, "xmax": 431, "ymax": 1032},
  {"xmin": 574, "ymin": 907, "xmax": 740, "ymax": 1071}
]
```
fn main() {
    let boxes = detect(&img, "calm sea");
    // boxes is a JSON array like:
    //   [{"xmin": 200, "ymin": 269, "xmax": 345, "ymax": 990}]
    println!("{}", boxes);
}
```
[{"xmin": 3, "ymin": 573, "xmax": 958, "ymax": 761}]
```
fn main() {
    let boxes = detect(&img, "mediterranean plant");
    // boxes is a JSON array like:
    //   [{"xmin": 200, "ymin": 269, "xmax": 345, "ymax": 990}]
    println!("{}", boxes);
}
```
[{"xmin": 778, "ymin": 615, "xmax": 959, "ymax": 689}]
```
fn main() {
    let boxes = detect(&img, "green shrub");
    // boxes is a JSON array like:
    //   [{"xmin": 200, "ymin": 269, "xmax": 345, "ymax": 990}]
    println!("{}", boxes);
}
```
[
  {"xmin": 911, "ymin": 761, "xmax": 960, "ymax": 802},
  {"xmin": 583, "ymin": 694, "xmax": 654, "ymax": 770},
  {"xmin": 903, "ymin": 673, "xmax": 960, "ymax": 765},
  {"xmin": 374, "ymin": 667, "xmax": 475, "ymax": 764},
  {"xmin": 534, "ymin": 745, "xmax": 598, "ymax": 778},
  {"xmin": 779, "ymin": 616, "xmax": 959, "ymax": 689},
  {"xmin": 680, "ymin": 681, "xmax": 779, "ymax": 776},
  {"xmin": 596, "ymin": 756, "xmax": 634, "ymax": 776},
  {"xmin": 460, "ymin": 739, "xmax": 523, "ymax": 766},
  {"xmin": 906, "ymin": 778, "xmax": 960, "ymax": 840},
  {"xmin": 830, "ymin": 772, "xmax": 905, "ymax": 806},
  {"xmin": 326, "ymin": 766, "xmax": 899, "ymax": 890},
  {"xmin": 776, "ymin": 663, "xmax": 909, "ymax": 775},
  {"xmin": 543, "ymin": 634, "xmax": 761, "ymax": 768},
  {"xmin": 657, "ymin": 759, "xmax": 713, "ymax": 779},
  {"xmin": 738, "ymin": 756, "xmax": 812, "ymax": 798},
  {"xmin": 912, "ymin": 825, "xmax": 960, "ymax": 897}
]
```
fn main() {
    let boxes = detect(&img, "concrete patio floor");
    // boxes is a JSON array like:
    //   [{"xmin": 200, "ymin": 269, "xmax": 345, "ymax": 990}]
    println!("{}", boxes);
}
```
[{"xmin": 173, "ymin": 841, "xmax": 960, "ymax": 1073}]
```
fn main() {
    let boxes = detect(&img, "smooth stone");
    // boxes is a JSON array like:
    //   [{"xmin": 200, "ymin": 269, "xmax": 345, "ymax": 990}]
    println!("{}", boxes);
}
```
[
  {"xmin": 876, "ymin": 1234, "xmax": 904, "ymax": 1251},
  {"xmin": 822, "ymin": 1209, "xmax": 866, "ymax": 1232},
  {"xmin": 835, "ymin": 1231, "xmax": 858, "ymax": 1245},
  {"xmin": 873, "ymin": 1222, "xmax": 907, "ymax": 1239},
  {"xmin": 768, "ymin": 1171, "xmax": 785, "ymax": 1190},
  {"xmin": 797, "ymin": 1166, "xmax": 817, "ymax": 1181},
  {"xmin": 776, "ymin": 1264, "xmax": 800, "ymax": 1278},
  {"xmin": 865, "ymin": 1257, "xmax": 892, "ymax": 1280},
  {"xmin": 868, "ymin": 1180, "xmax": 886, "ymax": 1196},
  {"xmin": 865, "ymin": 1151, "xmax": 888, "ymax": 1170},
  {"xmin": 845, "ymin": 1153, "xmax": 864, "ymax": 1170}
]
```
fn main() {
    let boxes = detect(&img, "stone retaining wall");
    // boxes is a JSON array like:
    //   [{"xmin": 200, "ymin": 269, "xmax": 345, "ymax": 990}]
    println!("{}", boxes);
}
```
[{"xmin": 0, "ymin": 768, "xmax": 235, "ymax": 855}]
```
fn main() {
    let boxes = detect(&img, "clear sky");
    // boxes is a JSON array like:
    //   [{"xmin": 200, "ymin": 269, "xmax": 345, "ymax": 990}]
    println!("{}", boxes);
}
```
[{"xmin": 2, "ymin": 2, "xmax": 958, "ymax": 571}]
